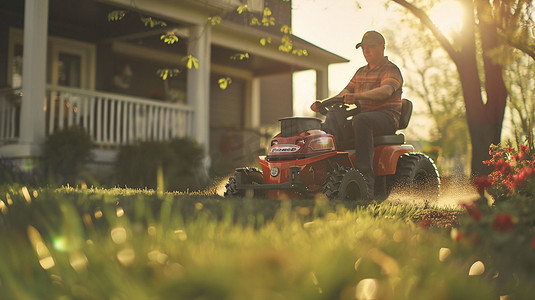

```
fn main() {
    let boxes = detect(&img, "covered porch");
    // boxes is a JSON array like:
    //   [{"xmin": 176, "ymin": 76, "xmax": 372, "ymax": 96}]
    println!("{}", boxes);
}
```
[{"xmin": 0, "ymin": 0, "xmax": 347, "ymax": 173}]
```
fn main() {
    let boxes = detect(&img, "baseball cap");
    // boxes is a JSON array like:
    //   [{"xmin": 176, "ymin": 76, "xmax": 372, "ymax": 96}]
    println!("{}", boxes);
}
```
[{"xmin": 355, "ymin": 31, "xmax": 385, "ymax": 49}]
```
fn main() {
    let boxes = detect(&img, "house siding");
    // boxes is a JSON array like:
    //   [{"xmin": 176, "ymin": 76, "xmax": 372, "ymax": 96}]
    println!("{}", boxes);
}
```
[{"xmin": 260, "ymin": 73, "xmax": 292, "ymax": 126}]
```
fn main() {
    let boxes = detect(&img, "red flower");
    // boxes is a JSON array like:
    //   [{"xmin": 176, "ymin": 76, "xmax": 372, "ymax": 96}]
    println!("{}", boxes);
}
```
[
  {"xmin": 460, "ymin": 202, "xmax": 482, "ymax": 222},
  {"xmin": 508, "ymin": 167, "xmax": 535, "ymax": 188},
  {"xmin": 419, "ymin": 219, "xmax": 432, "ymax": 229},
  {"xmin": 494, "ymin": 158, "xmax": 512, "ymax": 175},
  {"xmin": 519, "ymin": 144, "xmax": 529, "ymax": 155},
  {"xmin": 472, "ymin": 177, "xmax": 492, "ymax": 194},
  {"xmin": 492, "ymin": 213, "xmax": 514, "ymax": 232}
]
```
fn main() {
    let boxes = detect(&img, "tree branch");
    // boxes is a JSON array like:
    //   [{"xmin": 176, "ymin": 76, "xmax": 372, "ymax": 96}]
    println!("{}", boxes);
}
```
[{"xmin": 391, "ymin": 0, "xmax": 458, "ymax": 60}]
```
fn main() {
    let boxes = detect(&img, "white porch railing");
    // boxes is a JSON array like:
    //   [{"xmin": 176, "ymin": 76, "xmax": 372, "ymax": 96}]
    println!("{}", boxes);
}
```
[
  {"xmin": 45, "ymin": 85, "xmax": 194, "ymax": 146},
  {"xmin": 0, "ymin": 88, "xmax": 21, "ymax": 142},
  {"xmin": 0, "ymin": 85, "xmax": 195, "ymax": 146}
]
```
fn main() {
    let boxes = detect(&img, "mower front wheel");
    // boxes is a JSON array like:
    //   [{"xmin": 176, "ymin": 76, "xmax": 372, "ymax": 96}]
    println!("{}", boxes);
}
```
[
  {"xmin": 322, "ymin": 167, "xmax": 369, "ymax": 202},
  {"xmin": 224, "ymin": 168, "xmax": 264, "ymax": 198}
]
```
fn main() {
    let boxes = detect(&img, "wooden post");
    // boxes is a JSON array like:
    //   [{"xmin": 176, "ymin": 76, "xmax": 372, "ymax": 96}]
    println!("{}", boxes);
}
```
[{"xmin": 19, "ymin": 0, "xmax": 49, "ymax": 155}]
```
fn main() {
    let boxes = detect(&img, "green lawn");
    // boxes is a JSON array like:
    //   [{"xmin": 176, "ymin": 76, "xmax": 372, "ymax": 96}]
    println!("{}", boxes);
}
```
[{"xmin": 0, "ymin": 184, "xmax": 530, "ymax": 299}]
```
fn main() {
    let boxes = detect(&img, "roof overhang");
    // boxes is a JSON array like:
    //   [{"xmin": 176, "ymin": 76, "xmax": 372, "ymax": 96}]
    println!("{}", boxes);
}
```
[{"xmin": 97, "ymin": 0, "xmax": 349, "ymax": 75}]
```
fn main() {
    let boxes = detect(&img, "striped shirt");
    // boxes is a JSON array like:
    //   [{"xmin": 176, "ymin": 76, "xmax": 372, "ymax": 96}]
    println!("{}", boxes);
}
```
[{"xmin": 344, "ymin": 56, "xmax": 403, "ymax": 127}]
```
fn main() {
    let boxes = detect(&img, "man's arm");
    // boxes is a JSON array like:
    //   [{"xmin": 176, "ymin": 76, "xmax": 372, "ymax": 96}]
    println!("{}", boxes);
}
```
[{"xmin": 343, "ymin": 85, "xmax": 394, "ymax": 104}]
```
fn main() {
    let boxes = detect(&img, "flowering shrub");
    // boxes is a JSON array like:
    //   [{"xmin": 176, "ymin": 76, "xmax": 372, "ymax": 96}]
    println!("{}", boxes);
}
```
[
  {"xmin": 481, "ymin": 136, "xmax": 535, "ymax": 202},
  {"xmin": 456, "ymin": 134, "xmax": 535, "ymax": 295}
]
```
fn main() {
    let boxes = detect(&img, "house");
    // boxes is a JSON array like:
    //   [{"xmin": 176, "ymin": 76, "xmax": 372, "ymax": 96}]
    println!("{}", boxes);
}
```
[{"xmin": 0, "ymin": 0, "xmax": 348, "ymax": 177}]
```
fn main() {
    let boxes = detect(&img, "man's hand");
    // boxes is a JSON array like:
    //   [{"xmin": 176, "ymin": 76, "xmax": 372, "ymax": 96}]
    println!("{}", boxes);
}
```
[
  {"xmin": 310, "ymin": 100, "xmax": 322, "ymax": 112},
  {"xmin": 343, "ymin": 95, "xmax": 356, "ymax": 105}
]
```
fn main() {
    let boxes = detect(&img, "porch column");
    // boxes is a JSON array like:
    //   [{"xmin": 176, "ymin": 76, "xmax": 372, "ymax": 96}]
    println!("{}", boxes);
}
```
[
  {"xmin": 20, "ymin": 0, "xmax": 48, "ymax": 154},
  {"xmin": 316, "ymin": 67, "xmax": 329, "ymax": 100},
  {"xmin": 187, "ymin": 24, "xmax": 211, "ymax": 153},
  {"xmin": 244, "ymin": 78, "xmax": 261, "ymax": 128}
]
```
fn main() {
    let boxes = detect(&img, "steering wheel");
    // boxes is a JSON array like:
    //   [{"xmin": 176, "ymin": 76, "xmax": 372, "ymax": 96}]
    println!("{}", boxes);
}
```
[{"xmin": 315, "ymin": 97, "xmax": 359, "ymax": 117}]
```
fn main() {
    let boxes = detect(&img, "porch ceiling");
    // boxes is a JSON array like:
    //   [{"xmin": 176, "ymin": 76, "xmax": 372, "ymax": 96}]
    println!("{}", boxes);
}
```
[{"xmin": 3, "ymin": 0, "xmax": 348, "ymax": 77}]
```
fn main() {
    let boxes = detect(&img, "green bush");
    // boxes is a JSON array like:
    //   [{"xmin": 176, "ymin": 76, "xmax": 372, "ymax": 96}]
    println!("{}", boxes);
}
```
[
  {"xmin": 115, "ymin": 138, "xmax": 205, "ymax": 192},
  {"xmin": 41, "ymin": 126, "xmax": 93, "ymax": 185}
]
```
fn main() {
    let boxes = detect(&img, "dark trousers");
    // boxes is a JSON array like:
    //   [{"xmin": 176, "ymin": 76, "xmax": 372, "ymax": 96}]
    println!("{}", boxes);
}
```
[
  {"xmin": 323, "ymin": 110, "xmax": 397, "ymax": 188},
  {"xmin": 352, "ymin": 111, "xmax": 397, "ymax": 188}
]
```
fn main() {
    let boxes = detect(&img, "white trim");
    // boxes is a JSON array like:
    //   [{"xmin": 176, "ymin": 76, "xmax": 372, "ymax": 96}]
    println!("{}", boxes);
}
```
[{"xmin": 48, "ymin": 36, "xmax": 96, "ymax": 90}]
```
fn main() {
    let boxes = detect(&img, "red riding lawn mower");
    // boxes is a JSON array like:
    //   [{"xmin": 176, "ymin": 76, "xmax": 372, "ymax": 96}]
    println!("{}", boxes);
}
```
[{"xmin": 224, "ymin": 97, "xmax": 440, "ymax": 202}]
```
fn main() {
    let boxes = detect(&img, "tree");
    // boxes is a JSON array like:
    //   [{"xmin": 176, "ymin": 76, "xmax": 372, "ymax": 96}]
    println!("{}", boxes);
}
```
[{"xmin": 390, "ymin": 0, "xmax": 534, "ymax": 177}]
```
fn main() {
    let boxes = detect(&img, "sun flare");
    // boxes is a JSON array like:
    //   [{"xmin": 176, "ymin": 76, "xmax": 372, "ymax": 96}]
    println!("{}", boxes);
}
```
[{"xmin": 429, "ymin": 0, "xmax": 465, "ymax": 36}]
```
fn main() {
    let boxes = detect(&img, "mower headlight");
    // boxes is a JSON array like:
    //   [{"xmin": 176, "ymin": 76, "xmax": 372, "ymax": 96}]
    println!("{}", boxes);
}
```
[
  {"xmin": 308, "ymin": 137, "xmax": 335, "ymax": 151},
  {"xmin": 271, "ymin": 140, "xmax": 279, "ymax": 146}
]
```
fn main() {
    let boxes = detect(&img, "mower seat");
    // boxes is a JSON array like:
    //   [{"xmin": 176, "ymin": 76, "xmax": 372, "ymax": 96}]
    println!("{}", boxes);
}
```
[
  {"xmin": 374, "ymin": 98, "xmax": 412, "ymax": 146},
  {"xmin": 335, "ymin": 98, "xmax": 413, "ymax": 150}
]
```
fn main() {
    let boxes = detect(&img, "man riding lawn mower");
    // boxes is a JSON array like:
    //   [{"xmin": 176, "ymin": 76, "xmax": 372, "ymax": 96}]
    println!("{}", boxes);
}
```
[
  {"xmin": 224, "ymin": 96, "xmax": 440, "ymax": 202},
  {"xmin": 224, "ymin": 30, "xmax": 440, "ymax": 202}
]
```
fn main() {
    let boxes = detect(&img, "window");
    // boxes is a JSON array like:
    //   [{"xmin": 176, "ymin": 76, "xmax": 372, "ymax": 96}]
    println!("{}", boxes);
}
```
[
  {"xmin": 7, "ymin": 28, "xmax": 96, "ymax": 90},
  {"xmin": 7, "ymin": 28, "xmax": 23, "ymax": 88}
]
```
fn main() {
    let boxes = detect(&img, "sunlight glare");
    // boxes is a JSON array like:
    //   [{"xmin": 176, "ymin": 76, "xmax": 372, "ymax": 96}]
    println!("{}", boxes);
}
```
[
  {"xmin": 355, "ymin": 278, "xmax": 379, "ymax": 300},
  {"xmin": 439, "ymin": 247, "xmax": 451, "ymax": 262},
  {"xmin": 28, "ymin": 226, "xmax": 55, "ymax": 270},
  {"xmin": 21, "ymin": 186, "xmax": 32, "ymax": 203},
  {"xmin": 70, "ymin": 252, "xmax": 89, "ymax": 274},
  {"xmin": 0, "ymin": 200, "xmax": 7, "ymax": 214},
  {"xmin": 469, "ymin": 260, "xmax": 485, "ymax": 276},
  {"xmin": 117, "ymin": 248, "xmax": 136, "ymax": 266},
  {"xmin": 94, "ymin": 209, "xmax": 103, "ymax": 219},
  {"xmin": 111, "ymin": 226, "xmax": 127, "ymax": 244},
  {"xmin": 116, "ymin": 206, "xmax": 125, "ymax": 217},
  {"xmin": 6, "ymin": 193, "xmax": 13, "ymax": 205},
  {"xmin": 430, "ymin": 0, "xmax": 464, "ymax": 36},
  {"xmin": 148, "ymin": 250, "xmax": 169, "ymax": 265}
]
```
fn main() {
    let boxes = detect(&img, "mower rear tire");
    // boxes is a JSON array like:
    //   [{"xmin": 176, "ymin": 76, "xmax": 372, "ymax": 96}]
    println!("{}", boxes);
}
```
[
  {"xmin": 322, "ymin": 167, "xmax": 369, "ymax": 201},
  {"xmin": 224, "ymin": 168, "xmax": 264, "ymax": 198},
  {"xmin": 391, "ymin": 153, "xmax": 440, "ymax": 200}
]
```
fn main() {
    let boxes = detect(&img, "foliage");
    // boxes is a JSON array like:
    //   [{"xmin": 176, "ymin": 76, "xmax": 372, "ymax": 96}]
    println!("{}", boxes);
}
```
[
  {"xmin": 485, "ymin": 0, "xmax": 535, "ymax": 61},
  {"xmin": 182, "ymin": 55, "xmax": 199, "ymax": 70},
  {"xmin": 259, "ymin": 37, "xmax": 272, "ymax": 46},
  {"xmin": 230, "ymin": 52, "xmax": 250, "ymax": 60},
  {"xmin": 391, "ymin": 0, "xmax": 513, "ymax": 177},
  {"xmin": 140, "ymin": 17, "xmax": 167, "ymax": 28},
  {"xmin": 160, "ymin": 32, "xmax": 179, "ymax": 44},
  {"xmin": 218, "ymin": 77, "xmax": 232, "ymax": 90},
  {"xmin": 106, "ymin": 0, "xmax": 307, "ymax": 86},
  {"xmin": 41, "ymin": 126, "xmax": 93, "ymax": 185},
  {"xmin": 457, "ymin": 134, "xmax": 535, "ymax": 296},
  {"xmin": 385, "ymin": 25, "xmax": 470, "ymax": 165},
  {"xmin": 156, "ymin": 68, "xmax": 180, "ymax": 80},
  {"xmin": 1, "ymin": 185, "xmax": 529, "ymax": 299},
  {"xmin": 504, "ymin": 51, "xmax": 535, "ymax": 134},
  {"xmin": 107, "ymin": 10, "xmax": 126, "ymax": 21},
  {"xmin": 114, "ymin": 138, "xmax": 205, "ymax": 192},
  {"xmin": 208, "ymin": 16, "xmax": 222, "ymax": 26}
]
